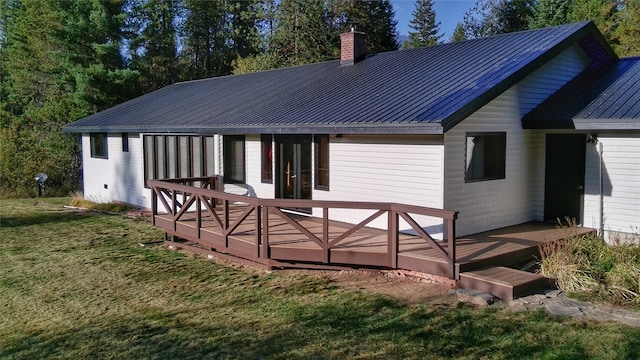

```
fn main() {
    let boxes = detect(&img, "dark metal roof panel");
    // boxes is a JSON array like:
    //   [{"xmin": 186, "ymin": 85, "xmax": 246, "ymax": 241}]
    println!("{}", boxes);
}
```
[
  {"xmin": 523, "ymin": 57, "xmax": 640, "ymax": 130},
  {"xmin": 65, "ymin": 21, "xmax": 604, "ymax": 134}
]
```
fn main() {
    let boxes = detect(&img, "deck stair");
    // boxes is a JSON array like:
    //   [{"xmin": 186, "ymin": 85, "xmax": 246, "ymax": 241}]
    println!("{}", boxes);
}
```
[{"xmin": 457, "ymin": 266, "xmax": 549, "ymax": 302}]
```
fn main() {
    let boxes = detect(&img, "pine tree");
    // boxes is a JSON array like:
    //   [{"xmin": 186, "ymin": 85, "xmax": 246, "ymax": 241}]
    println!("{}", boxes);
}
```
[
  {"xmin": 181, "ymin": 0, "xmax": 229, "ymax": 79},
  {"xmin": 531, "ymin": 0, "xmax": 572, "ymax": 28},
  {"xmin": 128, "ymin": 0, "xmax": 181, "ymax": 93},
  {"xmin": 462, "ymin": 0, "xmax": 534, "ymax": 39},
  {"xmin": 344, "ymin": 0, "xmax": 399, "ymax": 53},
  {"xmin": 404, "ymin": 0, "xmax": 442, "ymax": 48},
  {"xmin": 450, "ymin": 23, "xmax": 467, "ymax": 42}
]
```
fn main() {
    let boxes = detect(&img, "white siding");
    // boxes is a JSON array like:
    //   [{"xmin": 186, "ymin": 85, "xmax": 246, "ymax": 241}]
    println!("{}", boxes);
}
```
[
  {"xmin": 584, "ymin": 134, "xmax": 640, "ymax": 243},
  {"xmin": 244, "ymin": 135, "xmax": 274, "ymax": 198},
  {"xmin": 444, "ymin": 44, "xmax": 591, "ymax": 236},
  {"xmin": 312, "ymin": 135, "xmax": 445, "ymax": 237},
  {"xmin": 82, "ymin": 133, "xmax": 149, "ymax": 208}
]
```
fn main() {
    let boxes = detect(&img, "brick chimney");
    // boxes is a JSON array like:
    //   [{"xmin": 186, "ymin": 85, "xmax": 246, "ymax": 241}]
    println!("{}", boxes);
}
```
[{"xmin": 340, "ymin": 29, "xmax": 367, "ymax": 66}]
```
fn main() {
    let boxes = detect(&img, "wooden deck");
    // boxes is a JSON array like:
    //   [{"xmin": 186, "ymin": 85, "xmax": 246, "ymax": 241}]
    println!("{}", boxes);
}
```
[{"xmin": 149, "ymin": 177, "xmax": 595, "ymax": 300}]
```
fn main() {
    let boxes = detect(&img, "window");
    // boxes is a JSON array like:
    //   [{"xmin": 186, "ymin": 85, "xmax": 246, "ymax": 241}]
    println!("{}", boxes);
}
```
[
  {"xmin": 223, "ymin": 135, "xmax": 245, "ymax": 183},
  {"xmin": 143, "ymin": 135, "xmax": 215, "ymax": 186},
  {"xmin": 465, "ymin": 132, "xmax": 506, "ymax": 182},
  {"xmin": 90, "ymin": 133, "xmax": 108, "ymax": 159},
  {"xmin": 314, "ymin": 135, "xmax": 329, "ymax": 190},
  {"xmin": 261, "ymin": 134, "xmax": 273, "ymax": 183},
  {"xmin": 122, "ymin": 133, "xmax": 129, "ymax": 152}
]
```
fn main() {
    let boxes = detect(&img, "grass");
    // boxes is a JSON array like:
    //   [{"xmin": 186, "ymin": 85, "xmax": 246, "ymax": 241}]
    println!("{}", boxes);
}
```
[
  {"xmin": 1, "ymin": 198, "xmax": 639, "ymax": 360},
  {"xmin": 539, "ymin": 231, "xmax": 640, "ymax": 306}
]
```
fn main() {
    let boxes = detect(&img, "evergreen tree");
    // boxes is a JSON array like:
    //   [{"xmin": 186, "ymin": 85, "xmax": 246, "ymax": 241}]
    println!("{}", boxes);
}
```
[
  {"xmin": 462, "ymin": 0, "xmax": 535, "ymax": 39},
  {"xmin": 404, "ymin": 0, "xmax": 442, "ymax": 48},
  {"xmin": 181, "ymin": 0, "xmax": 229, "ymax": 79},
  {"xmin": 344, "ymin": 0, "xmax": 399, "ymax": 53},
  {"xmin": 450, "ymin": 22, "xmax": 467, "ymax": 42},
  {"xmin": 270, "ymin": 0, "xmax": 340, "ymax": 66},
  {"xmin": 128, "ymin": 0, "xmax": 181, "ymax": 93},
  {"xmin": 531, "ymin": 0, "xmax": 572, "ymax": 28}
]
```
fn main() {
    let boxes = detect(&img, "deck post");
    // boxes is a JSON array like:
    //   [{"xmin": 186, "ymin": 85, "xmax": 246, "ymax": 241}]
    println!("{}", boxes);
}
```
[
  {"xmin": 261, "ymin": 206, "xmax": 269, "ymax": 259},
  {"xmin": 388, "ymin": 210, "xmax": 398, "ymax": 268},
  {"xmin": 255, "ymin": 205, "xmax": 261, "ymax": 259},
  {"xmin": 447, "ymin": 216, "xmax": 457, "ymax": 279},
  {"xmin": 151, "ymin": 186, "xmax": 157, "ymax": 226},
  {"xmin": 171, "ymin": 189, "xmax": 177, "ymax": 232},
  {"xmin": 223, "ymin": 199, "xmax": 229, "ymax": 248},
  {"xmin": 323, "ymin": 208, "xmax": 329, "ymax": 264},
  {"xmin": 196, "ymin": 196, "xmax": 202, "ymax": 240}
]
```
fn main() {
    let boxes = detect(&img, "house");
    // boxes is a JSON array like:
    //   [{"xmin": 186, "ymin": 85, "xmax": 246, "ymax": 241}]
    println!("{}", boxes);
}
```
[{"xmin": 64, "ymin": 21, "xmax": 639, "ymax": 245}]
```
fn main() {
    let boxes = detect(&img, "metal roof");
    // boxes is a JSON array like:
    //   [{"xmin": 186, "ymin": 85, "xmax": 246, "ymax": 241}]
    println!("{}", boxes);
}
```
[
  {"xmin": 523, "ymin": 57, "xmax": 640, "ymax": 130},
  {"xmin": 64, "ymin": 21, "xmax": 610, "ymax": 135}
]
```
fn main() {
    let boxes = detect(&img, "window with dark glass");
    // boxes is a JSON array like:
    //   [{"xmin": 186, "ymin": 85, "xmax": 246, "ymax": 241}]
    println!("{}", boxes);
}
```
[
  {"xmin": 314, "ymin": 135, "xmax": 329, "ymax": 190},
  {"xmin": 465, "ymin": 132, "xmax": 506, "ymax": 182},
  {"xmin": 261, "ymin": 134, "xmax": 273, "ymax": 183},
  {"xmin": 122, "ymin": 133, "xmax": 129, "ymax": 152},
  {"xmin": 143, "ymin": 135, "xmax": 215, "ymax": 187},
  {"xmin": 90, "ymin": 133, "xmax": 108, "ymax": 159},
  {"xmin": 223, "ymin": 135, "xmax": 245, "ymax": 183}
]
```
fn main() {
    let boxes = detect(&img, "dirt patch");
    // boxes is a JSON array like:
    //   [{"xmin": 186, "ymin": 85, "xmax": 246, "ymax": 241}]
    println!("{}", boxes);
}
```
[
  {"xmin": 281, "ymin": 269, "xmax": 458, "ymax": 305},
  {"xmin": 183, "ymin": 250, "xmax": 458, "ymax": 305}
]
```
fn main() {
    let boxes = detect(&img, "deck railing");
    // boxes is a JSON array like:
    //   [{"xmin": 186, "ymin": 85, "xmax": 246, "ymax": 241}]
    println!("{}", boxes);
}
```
[{"xmin": 148, "ymin": 177, "xmax": 459, "ymax": 279}]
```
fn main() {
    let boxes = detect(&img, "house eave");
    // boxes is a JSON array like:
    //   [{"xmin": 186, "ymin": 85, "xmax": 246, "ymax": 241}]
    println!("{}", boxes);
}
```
[{"xmin": 62, "ymin": 123, "xmax": 445, "ymax": 135}]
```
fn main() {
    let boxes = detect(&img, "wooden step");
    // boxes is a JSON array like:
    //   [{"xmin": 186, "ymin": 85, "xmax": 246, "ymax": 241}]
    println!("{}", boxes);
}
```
[{"xmin": 458, "ymin": 266, "xmax": 549, "ymax": 302}]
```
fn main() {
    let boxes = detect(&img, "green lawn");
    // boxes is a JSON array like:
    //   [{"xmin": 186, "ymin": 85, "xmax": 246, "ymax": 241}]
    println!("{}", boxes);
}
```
[{"xmin": 1, "ymin": 198, "xmax": 639, "ymax": 360}]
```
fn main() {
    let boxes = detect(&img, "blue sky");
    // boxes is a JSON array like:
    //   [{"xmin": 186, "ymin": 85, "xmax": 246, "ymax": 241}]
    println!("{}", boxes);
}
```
[{"xmin": 392, "ymin": 0, "xmax": 476, "ymax": 40}]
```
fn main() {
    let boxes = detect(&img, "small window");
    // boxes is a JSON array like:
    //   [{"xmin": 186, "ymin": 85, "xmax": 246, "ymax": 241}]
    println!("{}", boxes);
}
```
[
  {"xmin": 223, "ymin": 135, "xmax": 245, "ymax": 183},
  {"xmin": 90, "ymin": 133, "xmax": 108, "ymax": 159},
  {"xmin": 465, "ymin": 132, "xmax": 506, "ymax": 182},
  {"xmin": 261, "ymin": 134, "xmax": 273, "ymax": 183},
  {"xmin": 122, "ymin": 133, "xmax": 129, "ymax": 152},
  {"xmin": 314, "ymin": 135, "xmax": 329, "ymax": 190}
]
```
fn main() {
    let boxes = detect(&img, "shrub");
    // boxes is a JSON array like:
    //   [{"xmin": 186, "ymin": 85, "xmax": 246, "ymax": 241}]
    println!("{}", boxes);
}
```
[
  {"xmin": 539, "ymin": 232, "xmax": 640, "ymax": 306},
  {"xmin": 69, "ymin": 192, "xmax": 130, "ymax": 214}
]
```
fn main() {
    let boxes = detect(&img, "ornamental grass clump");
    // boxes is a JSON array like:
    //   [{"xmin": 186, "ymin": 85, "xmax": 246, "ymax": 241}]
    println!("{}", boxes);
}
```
[
  {"xmin": 69, "ymin": 192, "xmax": 130, "ymax": 214},
  {"xmin": 539, "ymin": 231, "xmax": 640, "ymax": 306}
]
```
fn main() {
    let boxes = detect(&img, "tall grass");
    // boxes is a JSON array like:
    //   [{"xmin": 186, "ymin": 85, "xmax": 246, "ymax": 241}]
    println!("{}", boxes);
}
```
[{"xmin": 539, "ymin": 232, "xmax": 640, "ymax": 306}]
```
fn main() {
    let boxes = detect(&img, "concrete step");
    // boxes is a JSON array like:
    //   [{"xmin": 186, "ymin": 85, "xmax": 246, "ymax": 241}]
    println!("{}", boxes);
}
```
[{"xmin": 458, "ymin": 266, "xmax": 549, "ymax": 302}]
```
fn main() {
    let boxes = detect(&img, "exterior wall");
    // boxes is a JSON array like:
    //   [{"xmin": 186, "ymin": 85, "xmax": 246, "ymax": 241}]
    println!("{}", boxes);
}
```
[
  {"xmin": 444, "ymin": 44, "xmax": 591, "ymax": 236},
  {"xmin": 82, "ymin": 133, "xmax": 149, "ymax": 208},
  {"xmin": 312, "ymin": 135, "xmax": 445, "ymax": 237},
  {"xmin": 244, "ymin": 134, "xmax": 275, "ymax": 198},
  {"xmin": 584, "ymin": 134, "xmax": 640, "ymax": 244}
]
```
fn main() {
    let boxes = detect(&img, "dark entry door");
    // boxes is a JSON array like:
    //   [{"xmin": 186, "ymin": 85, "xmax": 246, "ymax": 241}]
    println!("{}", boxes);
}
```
[
  {"xmin": 544, "ymin": 134, "xmax": 586, "ymax": 224},
  {"xmin": 275, "ymin": 135, "xmax": 312, "ymax": 203}
]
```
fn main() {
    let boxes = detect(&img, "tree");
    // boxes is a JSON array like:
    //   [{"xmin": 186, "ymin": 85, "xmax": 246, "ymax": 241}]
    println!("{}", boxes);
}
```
[
  {"xmin": 181, "ymin": 0, "xmax": 229, "ymax": 79},
  {"xmin": 269, "ymin": 0, "xmax": 341, "ymax": 66},
  {"xmin": 531, "ymin": 0, "xmax": 572, "ymax": 28},
  {"xmin": 462, "ymin": 0, "xmax": 535, "ymax": 39},
  {"xmin": 404, "ymin": 0, "xmax": 442, "ymax": 48},
  {"xmin": 344, "ymin": 0, "xmax": 399, "ymax": 53},
  {"xmin": 128, "ymin": 0, "xmax": 181, "ymax": 93},
  {"xmin": 450, "ymin": 22, "xmax": 467, "ymax": 42},
  {"xmin": 612, "ymin": 0, "xmax": 640, "ymax": 56},
  {"xmin": 567, "ymin": 0, "xmax": 618, "ymax": 43},
  {"xmin": 1, "ymin": 0, "xmax": 134, "ymax": 197}
]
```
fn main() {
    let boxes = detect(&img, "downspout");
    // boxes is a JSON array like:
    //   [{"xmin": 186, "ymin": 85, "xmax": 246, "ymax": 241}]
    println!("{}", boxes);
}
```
[{"xmin": 598, "ymin": 141, "xmax": 604, "ymax": 238}]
